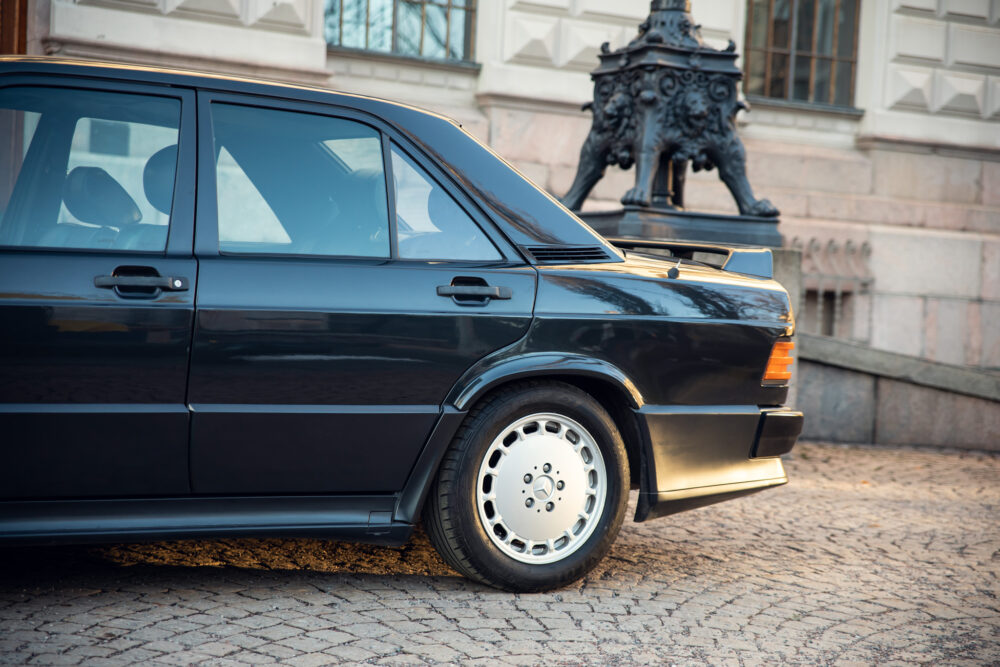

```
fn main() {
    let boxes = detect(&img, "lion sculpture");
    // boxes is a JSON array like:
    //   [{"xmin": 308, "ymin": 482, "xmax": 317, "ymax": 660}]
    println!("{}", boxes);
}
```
[{"xmin": 560, "ymin": 2, "xmax": 778, "ymax": 219}]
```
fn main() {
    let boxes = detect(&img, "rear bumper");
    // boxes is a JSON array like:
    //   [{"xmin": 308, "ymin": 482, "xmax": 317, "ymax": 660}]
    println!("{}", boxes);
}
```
[
  {"xmin": 633, "ymin": 405, "xmax": 803, "ymax": 522},
  {"xmin": 754, "ymin": 409, "xmax": 804, "ymax": 458}
]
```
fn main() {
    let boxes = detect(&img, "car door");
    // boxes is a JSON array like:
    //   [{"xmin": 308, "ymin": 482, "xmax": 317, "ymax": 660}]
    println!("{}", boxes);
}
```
[
  {"xmin": 0, "ymin": 78, "xmax": 197, "ymax": 498},
  {"xmin": 187, "ymin": 93, "xmax": 536, "ymax": 494}
]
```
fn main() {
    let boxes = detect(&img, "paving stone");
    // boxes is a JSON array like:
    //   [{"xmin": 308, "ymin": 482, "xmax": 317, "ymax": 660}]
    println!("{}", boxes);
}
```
[
  {"xmin": 149, "ymin": 651, "xmax": 214, "ymax": 666},
  {"xmin": 0, "ymin": 443, "xmax": 998, "ymax": 665},
  {"xmin": 284, "ymin": 653, "xmax": 338, "ymax": 667},
  {"xmin": 322, "ymin": 645, "xmax": 377, "ymax": 662},
  {"xmin": 376, "ymin": 655, "xmax": 427, "ymax": 666},
  {"xmin": 27, "ymin": 654, "xmax": 82, "ymax": 666}
]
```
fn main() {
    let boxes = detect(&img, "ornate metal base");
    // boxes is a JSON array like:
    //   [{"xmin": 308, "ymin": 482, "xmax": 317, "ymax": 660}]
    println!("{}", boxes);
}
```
[{"xmin": 580, "ymin": 206, "xmax": 783, "ymax": 248}]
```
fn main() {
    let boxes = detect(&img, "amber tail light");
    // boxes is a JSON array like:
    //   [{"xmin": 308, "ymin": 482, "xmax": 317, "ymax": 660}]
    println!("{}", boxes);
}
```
[{"xmin": 763, "ymin": 340, "xmax": 795, "ymax": 383}]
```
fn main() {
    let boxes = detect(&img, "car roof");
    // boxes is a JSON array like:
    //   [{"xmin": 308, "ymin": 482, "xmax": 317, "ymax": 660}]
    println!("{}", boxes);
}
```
[
  {"xmin": 0, "ymin": 56, "xmax": 443, "ymax": 123},
  {"xmin": 0, "ymin": 57, "xmax": 621, "ymax": 259}
]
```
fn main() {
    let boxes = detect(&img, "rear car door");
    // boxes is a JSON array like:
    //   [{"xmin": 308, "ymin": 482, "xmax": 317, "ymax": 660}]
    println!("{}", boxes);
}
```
[
  {"xmin": 0, "ymin": 78, "xmax": 197, "ymax": 498},
  {"xmin": 188, "ymin": 93, "xmax": 535, "ymax": 494}
]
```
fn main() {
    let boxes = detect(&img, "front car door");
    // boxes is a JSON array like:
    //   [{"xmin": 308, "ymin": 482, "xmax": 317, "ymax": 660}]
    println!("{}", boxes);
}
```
[
  {"xmin": 0, "ymin": 77, "xmax": 197, "ymax": 498},
  {"xmin": 188, "ymin": 93, "xmax": 535, "ymax": 494}
]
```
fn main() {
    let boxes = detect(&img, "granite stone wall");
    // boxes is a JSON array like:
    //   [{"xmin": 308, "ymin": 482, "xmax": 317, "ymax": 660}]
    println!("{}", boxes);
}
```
[{"xmin": 799, "ymin": 360, "xmax": 1000, "ymax": 450}]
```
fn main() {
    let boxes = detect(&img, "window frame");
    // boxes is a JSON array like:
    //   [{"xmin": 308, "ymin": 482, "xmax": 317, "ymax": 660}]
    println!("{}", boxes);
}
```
[
  {"xmin": 0, "ymin": 75, "xmax": 197, "ymax": 257},
  {"xmin": 742, "ymin": 0, "xmax": 861, "ymax": 112},
  {"xmin": 324, "ymin": 0, "xmax": 478, "ymax": 65},
  {"xmin": 194, "ymin": 90, "xmax": 516, "ymax": 266}
]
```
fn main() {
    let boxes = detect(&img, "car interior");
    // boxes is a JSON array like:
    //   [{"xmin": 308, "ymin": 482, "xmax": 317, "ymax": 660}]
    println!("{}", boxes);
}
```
[
  {"xmin": 211, "ymin": 103, "xmax": 391, "ymax": 258},
  {"xmin": 0, "ymin": 86, "xmax": 178, "ymax": 253}
]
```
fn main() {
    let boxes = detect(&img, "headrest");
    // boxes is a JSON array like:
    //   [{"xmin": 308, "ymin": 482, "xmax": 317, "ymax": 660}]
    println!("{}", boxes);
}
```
[
  {"xmin": 143, "ymin": 145, "xmax": 177, "ymax": 215},
  {"xmin": 63, "ymin": 167, "xmax": 142, "ymax": 227}
]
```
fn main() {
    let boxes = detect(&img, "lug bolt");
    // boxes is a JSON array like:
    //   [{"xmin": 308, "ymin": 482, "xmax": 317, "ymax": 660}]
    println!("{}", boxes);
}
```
[
  {"xmin": 523, "ymin": 474, "xmax": 532, "ymax": 484},
  {"xmin": 545, "ymin": 502, "xmax": 554, "ymax": 512},
  {"xmin": 525, "ymin": 498, "xmax": 534, "ymax": 508},
  {"xmin": 556, "ymin": 481, "xmax": 564, "ymax": 490},
  {"xmin": 542, "ymin": 463, "xmax": 551, "ymax": 473}
]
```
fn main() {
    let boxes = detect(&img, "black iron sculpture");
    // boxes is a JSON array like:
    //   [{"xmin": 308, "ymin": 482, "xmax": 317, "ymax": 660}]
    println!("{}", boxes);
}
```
[{"xmin": 561, "ymin": 0, "xmax": 778, "ymax": 219}]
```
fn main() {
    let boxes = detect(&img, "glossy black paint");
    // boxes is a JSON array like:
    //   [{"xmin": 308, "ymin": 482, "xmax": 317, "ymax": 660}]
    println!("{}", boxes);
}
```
[
  {"xmin": 187, "ymin": 257, "xmax": 535, "ymax": 494},
  {"xmin": 632, "ymin": 405, "xmax": 786, "ymax": 520},
  {"xmin": 448, "ymin": 253, "xmax": 791, "ymax": 410},
  {"xmin": 753, "ymin": 409, "xmax": 805, "ymax": 458},
  {"xmin": 0, "ymin": 58, "xmax": 802, "ymax": 548},
  {"xmin": 0, "ymin": 495, "xmax": 410, "ymax": 546},
  {"xmin": 393, "ymin": 407, "xmax": 469, "ymax": 524}
]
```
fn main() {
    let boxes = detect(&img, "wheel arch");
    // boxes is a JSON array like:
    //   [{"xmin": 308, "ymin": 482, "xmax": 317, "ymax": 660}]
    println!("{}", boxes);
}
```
[
  {"xmin": 395, "ymin": 354, "xmax": 647, "ymax": 524},
  {"xmin": 448, "ymin": 353, "xmax": 645, "ymax": 491},
  {"xmin": 447, "ymin": 352, "xmax": 644, "ymax": 412}
]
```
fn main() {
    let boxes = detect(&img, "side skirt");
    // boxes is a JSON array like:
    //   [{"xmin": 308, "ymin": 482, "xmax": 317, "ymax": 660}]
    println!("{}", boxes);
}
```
[{"xmin": 0, "ymin": 495, "xmax": 413, "ymax": 547}]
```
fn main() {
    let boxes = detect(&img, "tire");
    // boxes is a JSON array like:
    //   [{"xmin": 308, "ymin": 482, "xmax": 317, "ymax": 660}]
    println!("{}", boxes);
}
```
[{"xmin": 424, "ymin": 381, "xmax": 629, "ymax": 592}]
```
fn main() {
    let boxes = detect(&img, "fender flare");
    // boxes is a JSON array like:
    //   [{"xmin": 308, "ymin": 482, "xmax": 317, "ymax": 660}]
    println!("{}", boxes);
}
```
[
  {"xmin": 447, "ymin": 351, "xmax": 645, "ymax": 411},
  {"xmin": 393, "ymin": 351, "xmax": 645, "ymax": 524}
]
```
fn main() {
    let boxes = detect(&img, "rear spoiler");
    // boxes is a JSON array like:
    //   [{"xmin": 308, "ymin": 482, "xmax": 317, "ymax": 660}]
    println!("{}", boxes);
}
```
[{"xmin": 606, "ymin": 237, "xmax": 774, "ymax": 280}]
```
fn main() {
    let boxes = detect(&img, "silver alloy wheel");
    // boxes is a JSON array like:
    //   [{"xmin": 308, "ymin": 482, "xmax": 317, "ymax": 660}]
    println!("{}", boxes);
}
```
[{"xmin": 475, "ymin": 412, "xmax": 608, "ymax": 565}]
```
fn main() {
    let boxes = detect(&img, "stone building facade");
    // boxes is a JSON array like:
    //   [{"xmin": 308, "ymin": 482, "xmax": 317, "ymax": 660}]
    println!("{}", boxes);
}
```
[{"xmin": 15, "ymin": 0, "xmax": 1000, "ymax": 443}]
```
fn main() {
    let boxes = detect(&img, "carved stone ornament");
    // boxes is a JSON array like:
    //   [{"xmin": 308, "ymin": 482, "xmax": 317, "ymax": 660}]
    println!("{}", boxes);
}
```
[{"xmin": 561, "ymin": 0, "xmax": 779, "ymax": 219}]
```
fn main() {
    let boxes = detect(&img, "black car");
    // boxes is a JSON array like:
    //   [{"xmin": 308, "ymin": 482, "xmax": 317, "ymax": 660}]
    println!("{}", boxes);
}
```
[{"xmin": 0, "ymin": 57, "xmax": 803, "ymax": 592}]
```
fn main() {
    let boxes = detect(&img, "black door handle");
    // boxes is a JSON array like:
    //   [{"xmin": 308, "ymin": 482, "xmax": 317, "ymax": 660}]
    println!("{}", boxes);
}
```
[
  {"xmin": 94, "ymin": 275, "xmax": 189, "ymax": 291},
  {"xmin": 437, "ymin": 285, "xmax": 511, "ymax": 300}
]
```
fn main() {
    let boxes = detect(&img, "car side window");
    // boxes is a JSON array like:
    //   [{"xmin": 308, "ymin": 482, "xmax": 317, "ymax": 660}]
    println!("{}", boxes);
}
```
[
  {"xmin": 212, "ymin": 103, "xmax": 389, "ymax": 258},
  {"xmin": 0, "ymin": 87, "xmax": 180, "ymax": 252},
  {"xmin": 391, "ymin": 144, "xmax": 501, "ymax": 262}
]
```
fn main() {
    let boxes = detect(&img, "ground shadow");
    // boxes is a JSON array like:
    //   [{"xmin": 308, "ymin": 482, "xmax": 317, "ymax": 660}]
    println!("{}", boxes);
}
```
[{"xmin": 0, "ymin": 527, "xmax": 711, "ymax": 599}]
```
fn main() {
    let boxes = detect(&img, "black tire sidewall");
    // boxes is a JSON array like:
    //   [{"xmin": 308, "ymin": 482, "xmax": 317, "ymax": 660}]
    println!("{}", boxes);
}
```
[{"xmin": 448, "ymin": 383, "xmax": 629, "ymax": 591}]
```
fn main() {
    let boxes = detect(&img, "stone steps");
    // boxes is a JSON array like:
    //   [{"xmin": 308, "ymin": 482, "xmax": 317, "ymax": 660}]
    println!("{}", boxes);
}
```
[{"xmin": 797, "ymin": 332, "xmax": 1000, "ymax": 449}]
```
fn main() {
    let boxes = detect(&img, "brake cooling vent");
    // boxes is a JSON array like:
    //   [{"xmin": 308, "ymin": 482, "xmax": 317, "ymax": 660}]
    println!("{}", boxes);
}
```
[{"xmin": 524, "ymin": 245, "xmax": 612, "ymax": 263}]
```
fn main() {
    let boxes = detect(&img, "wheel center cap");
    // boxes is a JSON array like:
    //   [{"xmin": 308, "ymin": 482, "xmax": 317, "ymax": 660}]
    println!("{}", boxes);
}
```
[{"xmin": 533, "ymin": 475, "xmax": 554, "ymax": 500}]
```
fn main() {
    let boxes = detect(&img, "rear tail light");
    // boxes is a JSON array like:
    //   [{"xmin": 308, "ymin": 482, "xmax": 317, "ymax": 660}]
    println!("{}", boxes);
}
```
[{"xmin": 763, "ymin": 340, "xmax": 795, "ymax": 383}]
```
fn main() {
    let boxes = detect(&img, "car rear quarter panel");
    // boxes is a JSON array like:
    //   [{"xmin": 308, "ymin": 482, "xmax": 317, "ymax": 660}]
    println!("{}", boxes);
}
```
[{"xmin": 529, "ymin": 258, "xmax": 792, "ymax": 407}]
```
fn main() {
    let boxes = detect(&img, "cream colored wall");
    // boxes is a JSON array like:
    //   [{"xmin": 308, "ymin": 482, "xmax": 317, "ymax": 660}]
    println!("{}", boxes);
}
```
[
  {"xmin": 42, "ymin": 0, "xmax": 327, "ymax": 76},
  {"xmin": 857, "ymin": 0, "xmax": 1000, "ymax": 148}
]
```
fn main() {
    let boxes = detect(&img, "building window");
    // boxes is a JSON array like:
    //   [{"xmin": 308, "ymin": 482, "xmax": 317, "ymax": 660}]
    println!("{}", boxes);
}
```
[
  {"xmin": 743, "ymin": 0, "xmax": 859, "ymax": 108},
  {"xmin": 325, "ymin": 0, "xmax": 476, "ymax": 63}
]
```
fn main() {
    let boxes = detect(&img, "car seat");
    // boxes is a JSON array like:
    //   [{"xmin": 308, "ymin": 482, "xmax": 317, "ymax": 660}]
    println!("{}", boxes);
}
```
[
  {"xmin": 39, "ymin": 167, "xmax": 141, "ymax": 249},
  {"xmin": 116, "ymin": 144, "xmax": 175, "ymax": 251}
]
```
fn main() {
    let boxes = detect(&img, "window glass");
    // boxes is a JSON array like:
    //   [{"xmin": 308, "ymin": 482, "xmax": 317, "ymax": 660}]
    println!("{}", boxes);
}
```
[
  {"xmin": 742, "ymin": 0, "xmax": 859, "ymax": 108},
  {"xmin": 0, "ymin": 87, "xmax": 180, "ymax": 251},
  {"xmin": 325, "ymin": 0, "xmax": 476, "ymax": 63},
  {"xmin": 396, "ymin": 1, "xmax": 422, "ymax": 57},
  {"xmin": 390, "ymin": 144, "xmax": 500, "ymax": 261},
  {"xmin": 212, "ymin": 104, "xmax": 389, "ymax": 258},
  {"xmin": 216, "ymin": 147, "xmax": 289, "ymax": 245}
]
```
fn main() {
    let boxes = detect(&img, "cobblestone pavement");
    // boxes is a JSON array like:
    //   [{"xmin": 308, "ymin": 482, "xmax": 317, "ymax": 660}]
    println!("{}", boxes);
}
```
[{"xmin": 1, "ymin": 442, "xmax": 998, "ymax": 666}]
